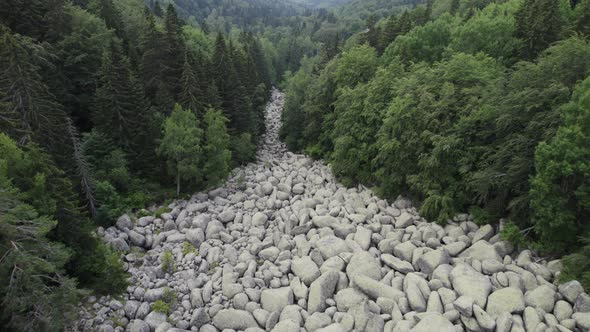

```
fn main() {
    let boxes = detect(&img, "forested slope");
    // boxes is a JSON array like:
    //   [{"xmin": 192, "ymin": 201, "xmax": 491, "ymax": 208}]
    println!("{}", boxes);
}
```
[
  {"xmin": 281, "ymin": 0, "xmax": 590, "ymax": 289},
  {"xmin": 0, "ymin": 0, "xmax": 318, "ymax": 328},
  {"xmin": 1, "ymin": 0, "xmax": 590, "ymax": 329}
]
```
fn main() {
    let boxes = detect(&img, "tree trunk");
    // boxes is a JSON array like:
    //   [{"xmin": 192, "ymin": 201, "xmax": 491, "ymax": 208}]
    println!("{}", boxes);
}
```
[{"xmin": 176, "ymin": 172, "xmax": 180, "ymax": 196}]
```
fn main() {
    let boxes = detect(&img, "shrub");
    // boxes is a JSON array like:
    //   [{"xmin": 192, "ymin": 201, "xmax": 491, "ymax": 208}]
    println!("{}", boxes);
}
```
[
  {"xmin": 152, "ymin": 300, "xmax": 170, "ymax": 314},
  {"xmin": 161, "ymin": 250, "xmax": 176, "ymax": 274},
  {"xmin": 182, "ymin": 242, "xmax": 198, "ymax": 256},
  {"xmin": 231, "ymin": 133, "xmax": 257, "ymax": 166}
]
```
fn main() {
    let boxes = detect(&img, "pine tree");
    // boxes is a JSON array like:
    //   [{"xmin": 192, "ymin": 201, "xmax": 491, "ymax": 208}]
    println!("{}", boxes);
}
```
[
  {"xmin": 93, "ymin": 40, "xmax": 147, "ymax": 152},
  {"xmin": 516, "ymin": 0, "xmax": 563, "ymax": 60},
  {"xmin": 157, "ymin": 104, "xmax": 202, "ymax": 195},
  {"xmin": 202, "ymin": 108, "xmax": 231, "ymax": 186},
  {"xmin": 0, "ymin": 26, "xmax": 63, "ymax": 146},
  {"xmin": 574, "ymin": 0, "xmax": 590, "ymax": 35},
  {"xmin": 179, "ymin": 52, "xmax": 203, "ymax": 116},
  {"xmin": 379, "ymin": 15, "xmax": 398, "ymax": 53},
  {"xmin": 364, "ymin": 15, "xmax": 380, "ymax": 49},
  {"xmin": 0, "ymin": 158, "xmax": 80, "ymax": 330},
  {"xmin": 153, "ymin": 0, "xmax": 163, "ymax": 17},
  {"xmin": 162, "ymin": 4, "xmax": 184, "ymax": 99},
  {"xmin": 94, "ymin": 0, "xmax": 126, "ymax": 41},
  {"xmin": 450, "ymin": 0, "xmax": 460, "ymax": 16},
  {"xmin": 140, "ymin": 8, "xmax": 164, "ymax": 101}
]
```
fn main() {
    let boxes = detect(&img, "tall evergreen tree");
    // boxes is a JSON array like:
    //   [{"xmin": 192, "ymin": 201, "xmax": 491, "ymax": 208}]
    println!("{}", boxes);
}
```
[
  {"xmin": 574, "ymin": 0, "xmax": 590, "ymax": 35},
  {"xmin": 93, "ymin": 40, "xmax": 147, "ymax": 153},
  {"xmin": 162, "ymin": 4, "xmax": 184, "ymax": 99},
  {"xmin": 0, "ymin": 27, "xmax": 63, "ymax": 146},
  {"xmin": 93, "ymin": 0, "xmax": 126, "ymax": 42},
  {"xmin": 179, "ymin": 52, "xmax": 203, "ymax": 116},
  {"xmin": 140, "ymin": 8, "xmax": 164, "ymax": 102},
  {"xmin": 450, "ymin": 0, "xmax": 460, "ymax": 16},
  {"xmin": 516, "ymin": 0, "xmax": 563, "ymax": 59}
]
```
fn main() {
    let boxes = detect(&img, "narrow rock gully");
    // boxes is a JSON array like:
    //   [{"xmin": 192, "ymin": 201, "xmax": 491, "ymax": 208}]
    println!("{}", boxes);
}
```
[{"xmin": 82, "ymin": 90, "xmax": 590, "ymax": 332}]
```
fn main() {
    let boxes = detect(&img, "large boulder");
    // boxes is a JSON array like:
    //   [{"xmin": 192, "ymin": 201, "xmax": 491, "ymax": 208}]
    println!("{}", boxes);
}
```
[
  {"xmin": 459, "ymin": 240, "xmax": 502, "ymax": 262},
  {"xmin": 316, "ymin": 236, "xmax": 351, "ymax": 259},
  {"xmin": 346, "ymin": 251, "xmax": 381, "ymax": 280},
  {"xmin": 308, "ymin": 270, "xmax": 340, "ymax": 313},
  {"xmin": 381, "ymin": 254, "xmax": 414, "ymax": 274},
  {"xmin": 449, "ymin": 264, "xmax": 492, "ymax": 308},
  {"xmin": 410, "ymin": 313, "xmax": 455, "ymax": 332},
  {"xmin": 486, "ymin": 287, "xmax": 525, "ymax": 318},
  {"xmin": 261, "ymin": 287, "xmax": 294, "ymax": 313},
  {"xmin": 291, "ymin": 256, "xmax": 321, "ymax": 285},
  {"xmin": 145, "ymin": 311, "xmax": 167, "ymax": 331},
  {"xmin": 353, "ymin": 275, "xmax": 404, "ymax": 301},
  {"xmin": 395, "ymin": 212, "xmax": 414, "ymax": 228},
  {"xmin": 524, "ymin": 285, "xmax": 556, "ymax": 313},
  {"xmin": 417, "ymin": 249, "xmax": 450, "ymax": 275},
  {"xmin": 212, "ymin": 309, "xmax": 259, "ymax": 330}
]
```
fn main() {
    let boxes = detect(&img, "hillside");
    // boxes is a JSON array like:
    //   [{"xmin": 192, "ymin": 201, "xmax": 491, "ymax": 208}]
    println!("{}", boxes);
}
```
[{"xmin": 1, "ymin": 0, "xmax": 590, "ymax": 331}]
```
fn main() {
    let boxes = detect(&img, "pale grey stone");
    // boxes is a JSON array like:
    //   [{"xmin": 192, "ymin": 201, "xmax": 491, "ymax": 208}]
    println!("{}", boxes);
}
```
[
  {"xmin": 212, "ymin": 309, "xmax": 259, "ymax": 330},
  {"xmin": 261, "ymin": 287, "xmax": 293, "ymax": 313}
]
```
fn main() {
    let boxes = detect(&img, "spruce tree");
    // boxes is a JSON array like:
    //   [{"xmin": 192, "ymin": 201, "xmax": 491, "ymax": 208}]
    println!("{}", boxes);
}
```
[
  {"xmin": 0, "ymin": 148, "xmax": 80, "ymax": 330},
  {"xmin": 162, "ymin": 4, "xmax": 184, "ymax": 99},
  {"xmin": 575, "ymin": 0, "xmax": 590, "ymax": 35},
  {"xmin": 450, "ymin": 0, "xmax": 460, "ymax": 16},
  {"xmin": 140, "ymin": 8, "xmax": 164, "ymax": 101},
  {"xmin": 93, "ymin": 40, "xmax": 147, "ymax": 152},
  {"xmin": 203, "ymin": 108, "xmax": 231, "ymax": 186},
  {"xmin": 516, "ymin": 0, "xmax": 563, "ymax": 59},
  {"xmin": 0, "ymin": 27, "xmax": 63, "ymax": 146},
  {"xmin": 179, "ymin": 52, "xmax": 203, "ymax": 116}
]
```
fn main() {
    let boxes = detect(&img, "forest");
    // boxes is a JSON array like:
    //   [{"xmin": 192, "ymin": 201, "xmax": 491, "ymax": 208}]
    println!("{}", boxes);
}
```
[
  {"xmin": 1, "ymin": 0, "xmax": 589, "ymax": 330},
  {"xmin": 281, "ymin": 0, "xmax": 590, "ymax": 292}
]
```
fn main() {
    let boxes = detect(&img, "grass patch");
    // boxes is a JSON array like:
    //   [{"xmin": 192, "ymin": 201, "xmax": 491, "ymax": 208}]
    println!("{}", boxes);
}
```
[{"xmin": 182, "ymin": 242, "xmax": 199, "ymax": 256}]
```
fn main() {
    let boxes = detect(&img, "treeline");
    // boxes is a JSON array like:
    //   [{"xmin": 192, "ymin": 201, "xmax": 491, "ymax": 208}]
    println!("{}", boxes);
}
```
[
  {"xmin": 0, "ymin": 0, "xmax": 273, "ymax": 329},
  {"xmin": 281, "ymin": 0, "xmax": 590, "ymax": 287}
]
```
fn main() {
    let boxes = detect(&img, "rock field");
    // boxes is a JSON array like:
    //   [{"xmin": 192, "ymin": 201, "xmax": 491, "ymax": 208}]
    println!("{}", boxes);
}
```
[{"xmin": 79, "ymin": 90, "xmax": 590, "ymax": 332}]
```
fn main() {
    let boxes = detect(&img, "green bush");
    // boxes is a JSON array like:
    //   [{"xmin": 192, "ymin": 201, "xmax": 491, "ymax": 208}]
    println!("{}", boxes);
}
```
[
  {"xmin": 152, "ymin": 300, "xmax": 170, "ymax": 314},
  {"xmin": 154, "ymin": 206, "xmax": 171, "ymax": 218},
  {"xmin": 560, "ymin": 236, "xmax": 590, "ymax": 291},
  {"xmin": 161, "ymin": 250, "xmax": 176, "ymax": 274},
  {"xmin": 182, "ymin": 242, "xmax": 198, "ymax": 256},
  {"xmin": 231, "ymin": 133, "xmax": 257, "ymax": 166}
]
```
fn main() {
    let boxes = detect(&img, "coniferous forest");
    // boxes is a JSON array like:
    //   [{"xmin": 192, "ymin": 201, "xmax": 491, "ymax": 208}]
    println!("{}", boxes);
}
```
[{"xmin": 1, "ymin": 0, "xmax": 590, "ymax": 330}]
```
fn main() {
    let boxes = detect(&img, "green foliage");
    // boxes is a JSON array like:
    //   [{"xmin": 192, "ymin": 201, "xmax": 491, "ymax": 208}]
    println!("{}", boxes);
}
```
[
  {"xmin": 334, "ymin": 45, "xmax": 378, "ymax": 88},
  {"xmin": 231, "ymin": 133, "xmax": 257, "ymax": 166},
  {"xmin": 530, "ymin": 76, "xmax": 590, "ymax": 254},
  {"xmin": 76, "ymin": 241, "xmax": 129, "ymax": 295},
  {"xmin": 157, "ymin": 104, "xmax": 203, "ymax": 195},
  {"xmin": 0, "ymin": 134, "xmax": 81, "ymax": 330},
  {"xmin": 182, "ymin": 242, "xmax": 198, "ymax": 256},
  {"xmin": 152, "ymin": 300, "xmax": 170, "ymax": 314},
  {"xmin": 280, "ymin": 58, "xmax": 315, "ymax": 151},
  {"xmin": 450, "ymin": 0, "xmax": 522, "ymax": 64},
  {"xmin": 499, "ymin": 223, "xmax": 527, "ymax": 248},
  {"xmin": 203, "ymin": 109, "xmax": 231, "ymax": 187},
  {"xmin": 161, "ymin": 249, "xmax": 176, "ymax": 274},
  {"xmin": 154, "ymin": 206, "xmax": 172, "ymax": 218},
  {"xmin": 515, "ymin": 0, "xmax": 564, "ymax": 59},
  {"xmin": 162, "ymin": 287, "xmax": 177, "ymax": 305},
  {"xmin": 420, "ymin": 193, "xmax": 456, "ymax": 224},
  {"xmin": 560, "ymin": 236, "xmax": 590, "ymax": 291},
  {"xmin": 386, "ymin": 14, "xmax": 460, "ymax": 64}
]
